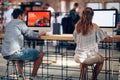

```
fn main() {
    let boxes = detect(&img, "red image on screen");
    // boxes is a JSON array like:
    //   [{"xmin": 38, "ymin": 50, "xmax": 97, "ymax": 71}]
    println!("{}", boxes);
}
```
[{"xmin": 27, "ymin": 11, "xmax": 51, "ymax": 27}]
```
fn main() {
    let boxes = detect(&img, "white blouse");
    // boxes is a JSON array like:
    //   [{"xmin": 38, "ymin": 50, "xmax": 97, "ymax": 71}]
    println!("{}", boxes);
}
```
[{"xmin": 73, "ymin": 28, "xmax": 106, "ymax": 62}]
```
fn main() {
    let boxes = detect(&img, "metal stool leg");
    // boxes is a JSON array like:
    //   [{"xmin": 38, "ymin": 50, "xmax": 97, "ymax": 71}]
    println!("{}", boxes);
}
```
[
  {"xmin": 29, "ymin": 62, "xmax": 31, "ymax": 79},
  {"xmin": 5, "ymin": 60, "xmax": 10, "ymax": 79},
  {"xmin": 87, "ymin": 65, "xmax": 95, "ymax": 80},
  {"xmin": 91, "ymin": 65, "xmax": 98, "ymax": 80},
  {"xmin": 23, "ymin": 61, "xmax": 32, "ymax": 80},
  {"xmin": 79, "ymin": 65, "xmax": 95, "ymax": 80},
  {"xmin": 5, "ymin": 60, "xmax": 19, "ymax": 80},
  {"xmin": 12, "ymin": 61, "xmax": 19, "ymax": 79}
]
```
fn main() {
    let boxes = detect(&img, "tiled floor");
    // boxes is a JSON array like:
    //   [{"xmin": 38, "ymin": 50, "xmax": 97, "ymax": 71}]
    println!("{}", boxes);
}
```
[{"xmin": 0, "ymin": 43, "xmax": 119, "ymax": 80}]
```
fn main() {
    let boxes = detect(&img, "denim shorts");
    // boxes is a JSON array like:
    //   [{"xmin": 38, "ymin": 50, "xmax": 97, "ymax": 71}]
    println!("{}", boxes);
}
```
[{"xmin": 6, "ymin": 48, "xmax": 39, "ymax": 61}]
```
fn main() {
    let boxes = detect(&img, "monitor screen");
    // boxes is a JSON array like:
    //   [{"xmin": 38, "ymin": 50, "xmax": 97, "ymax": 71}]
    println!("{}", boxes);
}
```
[
  {"xmin": 93, "ymin": 9, "xmax": 118, "ymax": 28},
  {"xmin": 27, "ymin": 11, "xmax": 51, "ymax": 27}
]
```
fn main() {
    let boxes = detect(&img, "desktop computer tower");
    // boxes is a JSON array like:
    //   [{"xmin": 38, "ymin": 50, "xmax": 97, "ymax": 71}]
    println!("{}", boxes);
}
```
[{"xmin": 53, "ymin": 23, "xmax": 61, "ymax": 34}]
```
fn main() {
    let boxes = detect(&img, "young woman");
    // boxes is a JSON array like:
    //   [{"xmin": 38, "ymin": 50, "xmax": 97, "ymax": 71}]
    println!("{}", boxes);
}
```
[{"xmin": 73, "ymin": 7, "xmax": 109, "ymax": 80}]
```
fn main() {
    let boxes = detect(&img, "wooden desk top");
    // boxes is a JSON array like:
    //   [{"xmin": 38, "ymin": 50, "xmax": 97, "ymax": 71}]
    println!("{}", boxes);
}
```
[
  {"xmin": 0, "ymin": 33, "xmax": 120, "ymax": 42},
  {"xmin": 0, "ymin": 33, "xmax": 4, "ymax": 39},
  {"xmin": 112, "ymin": 35, "xmax": 120, "ymax": 42},
  {"xmin": 41, "ymin": 34, "xmax": 73, "ymax": 40},
  {"xmin": 41, "ymin": 34, "xmax": 120, "ymax": 42}
]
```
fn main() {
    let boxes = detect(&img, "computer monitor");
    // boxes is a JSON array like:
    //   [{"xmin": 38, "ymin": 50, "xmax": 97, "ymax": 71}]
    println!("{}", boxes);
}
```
[
  {"xmin": 26, "ymin": 11, "xmax": 51, "ymax": 32},
  {"xmin": 93, "ymin": 9, "xmax": 118, "ymax": 28}
]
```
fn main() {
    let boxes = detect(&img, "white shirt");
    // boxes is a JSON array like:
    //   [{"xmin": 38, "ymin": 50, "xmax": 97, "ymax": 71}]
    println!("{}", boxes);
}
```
[
  {"xmin": 73, "ymin": 28, "xmax": 106, "ymax": 62},
  {"xmin": 48, "ymin": 7, "xmax": 55, "ymax": 13},
  {"xmin": 3, "ymin": 8, "xmax": 14, "ymax": 26}
]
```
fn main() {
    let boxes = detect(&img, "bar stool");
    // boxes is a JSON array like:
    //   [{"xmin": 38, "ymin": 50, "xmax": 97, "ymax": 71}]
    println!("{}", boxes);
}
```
[
  {"xmin": 79, "ymin": 64, "xmax": 95, "ymax": 80},
  {"xmin": 4, "ymin": 59, "xmax": 28, "ymax": 80},
  {"xmin": 4, "ymin": 59, "xmax": 19, "ymax": 80},
  {"xmin": 23, "ymin": 60, "xmax": 32, "ymax": 79}
]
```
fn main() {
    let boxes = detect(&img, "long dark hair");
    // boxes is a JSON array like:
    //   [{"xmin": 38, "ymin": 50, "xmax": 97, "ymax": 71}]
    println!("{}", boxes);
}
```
[{"xmin": 76, "ymin": 7, "xmax": 94, "ymax": 35}]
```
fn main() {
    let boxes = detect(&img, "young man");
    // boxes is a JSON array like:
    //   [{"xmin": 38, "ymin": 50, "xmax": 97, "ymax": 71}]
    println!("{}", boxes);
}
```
[
  {"xmin": 44, "ymin": 3, "xmax": 55, "ymax": 13},
  {"xmin": 69, "ymin": 2, "xmax": 80, "ymax": 33},
  {"xmin": 1, "ymin": 8, "xmax": 46, "ymax": 80},
  {"xmin": 31, "ymin": 1, "xmax": 43, "ymax": 11}
]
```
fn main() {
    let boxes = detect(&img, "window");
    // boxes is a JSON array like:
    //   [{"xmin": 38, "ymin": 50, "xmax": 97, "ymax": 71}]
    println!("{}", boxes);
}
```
[
  {"xmin": 86, "ymin": 3, "xmax": 102, "ymax": 9},
  {"xmin": 106, "ymin": 2, "xmax": 120, "ymax": 12}
]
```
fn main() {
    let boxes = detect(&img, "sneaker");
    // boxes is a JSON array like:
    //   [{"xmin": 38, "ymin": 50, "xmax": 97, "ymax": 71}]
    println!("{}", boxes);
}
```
[
  {"xmin": 18, "ymin": 74, "xmax": 24, "ymax": 80},
  {"xmin": 30, "ymin": 76, "xmax": 46, "ymax": 80}
]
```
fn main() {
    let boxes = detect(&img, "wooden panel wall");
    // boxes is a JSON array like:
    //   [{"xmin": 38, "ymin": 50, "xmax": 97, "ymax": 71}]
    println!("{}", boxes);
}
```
[{"xmin": 1, "ymin": 0, "xmax": 120, "ymax": 12}]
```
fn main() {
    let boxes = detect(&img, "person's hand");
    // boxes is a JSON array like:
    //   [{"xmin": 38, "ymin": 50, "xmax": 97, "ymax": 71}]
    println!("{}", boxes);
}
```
[
  {"xmin": 117, "ymin": 22, "xmax": 120, "ymax": 28},
  {"xmin": 40, "ymin": 31, "xmax": 46, "ymax": 36},
  {"xmin": 104, "ymin": 35, "xmax": 112, "ymax": 42}
]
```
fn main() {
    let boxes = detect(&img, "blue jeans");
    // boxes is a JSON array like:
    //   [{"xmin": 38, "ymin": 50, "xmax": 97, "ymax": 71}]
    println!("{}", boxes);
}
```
[{"xmin": 5, "ymin": 48, "xmax": 39, "ymax": 61}]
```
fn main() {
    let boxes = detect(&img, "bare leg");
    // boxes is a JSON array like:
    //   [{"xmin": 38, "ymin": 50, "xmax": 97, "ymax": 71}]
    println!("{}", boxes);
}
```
[
  {"xmin": 80, "ymin": 63, "xmax": 87, "ymax": 80},
  {"xmin": 91, "ymin": 55, "xmax": 104, "ymax": 80},
  {"xmin": 16, "ymin": 61, "xmax": 23, "ymax": 74},
  {"xmin": 31, "ymin": 51, "xmax": 44, "ymax": 77}
]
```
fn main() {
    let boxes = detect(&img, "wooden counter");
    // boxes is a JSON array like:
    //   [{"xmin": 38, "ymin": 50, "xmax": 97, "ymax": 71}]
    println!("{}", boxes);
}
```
[
  {"xmin": 41, "ymin": 34, "xmax": 120, "ymax": 42},
  {"xmin": 0, "ymin": 33, "xmax": 4, "ymax": 39},
  {"xmin": 41, "ymin": 34, "xmax": 73, "ymax": 40},
  {"xmin": 0, "ymin": 33, "xmax": 120, "ymax": 42}
]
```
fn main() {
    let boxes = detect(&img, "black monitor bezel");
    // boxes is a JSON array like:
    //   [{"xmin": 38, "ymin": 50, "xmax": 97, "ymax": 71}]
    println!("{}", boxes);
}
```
[
  {"xmin": 93, "ymin": 9, "xmax": 118, "ymax": 28},
  {"xmin": 26, "ymin": 10, "xmax": 51, "ymax": 27}
]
